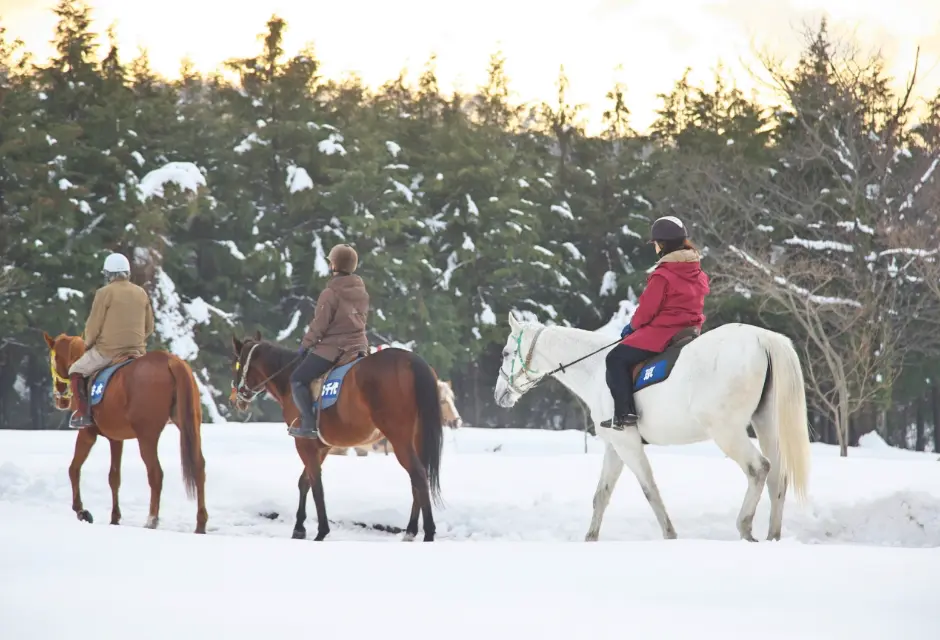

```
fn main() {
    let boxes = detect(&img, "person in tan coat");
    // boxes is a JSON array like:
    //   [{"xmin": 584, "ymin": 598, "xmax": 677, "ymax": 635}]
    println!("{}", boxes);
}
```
[
  {"xmin": 68, "ymin": 252, "xmax": 155, "ymax": 428},
  {"xmin": 289, "ymin": 243, "xmax": 370, "ymax": 439}
]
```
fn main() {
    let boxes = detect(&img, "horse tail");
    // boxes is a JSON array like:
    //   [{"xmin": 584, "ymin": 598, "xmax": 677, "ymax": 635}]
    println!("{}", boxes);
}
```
[
  {"xmin": 168, "ymin": 355, "xmax": 203, "ymax": 500},
  {"xmin": 409, "ymin": 351, "xmax": 444, "ymax": 506},
  {"xmin": 757, "ymin": 329, "xmax": 811, "ymax": 503}
]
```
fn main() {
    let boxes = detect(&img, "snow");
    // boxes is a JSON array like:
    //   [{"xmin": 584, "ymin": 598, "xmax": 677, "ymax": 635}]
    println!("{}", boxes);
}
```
[
  {"xmin": 390, "ymin": 179, "xmax": 414, "ymax": 203},
  {"xmin": 596, "ymin": 299, "xmax": 637, "ymax": 337},
  {"xmin": 234, "ymin": 133, "xmax": 266, "ymax": 154},
  {"xmin": 479, "ymin": 301, "xmax": 496, "ymax": 326},
  {"xmin": 56, "ymin": 287, "xmax": 84, "ymax": 301},
  {"xmin": 138, "ymin": 162, "xmax": 206, "ymax": 201},
  {"xmin": 550, "ymin": 203, "xmax": 574, "ymax": 220},
  {"xmin": 0, "ymin": 425, "xmax": 937, "ymax": 639},
  {"xmin": 318, "ymin": 133, "xmax": 346, "ymax": 156},
  {"xmin": 286, "ymin": 165, "xmax": 313, "ymax": 193},
  {"xmin": 562, "ymin": 242, "xmax": 583, "ymax": 260},
  {"xmin": 216, "ymin": 240, "xmax": 246, "ymax": 260},
  {"xmin": 130, "ymin": 151, "xmax": 145, "ymax": 166},
  {"xmin": 461, "ymin": 233, "xmax": 475, "ymax": 251},
  {"xmin": 312, "ymin": 235, "xmax": 331, "ymax": 277},
  {"xmin": 465, "ymin": 194, "xmax": 479, "ymax": 216},
  {"xmin": 385, "ymin": 141, "xmax": 401, "ymax": 158},
  {"xmin": 277, "ymin": 309, "xmax": 302, "ymax": 341},
  {"xmin": 57, "ymin": 178, "xmax": 73, "ymax": 190},
  {"xmin": 783, "ymin": 236, "xmax": 854, "ymax": 252},
  {"xmin": 599, "ymin": 270, "xmax": 617, "ymax": 297}
]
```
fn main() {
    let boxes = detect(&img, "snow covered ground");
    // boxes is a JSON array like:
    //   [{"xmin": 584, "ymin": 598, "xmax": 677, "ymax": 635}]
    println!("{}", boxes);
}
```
[{"xmin": 1, "ymin": 424, "xmax": 938, "ymax": 639}]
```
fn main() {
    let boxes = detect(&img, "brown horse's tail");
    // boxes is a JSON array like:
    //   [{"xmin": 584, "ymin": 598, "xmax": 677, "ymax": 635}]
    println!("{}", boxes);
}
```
[
  {"xmin": 167, "ymin": 355, "xmax": 203, "ymax": 500},
  {"xmin": 409, "ymin": 351, "xmax": 443, "ymax": 506}
]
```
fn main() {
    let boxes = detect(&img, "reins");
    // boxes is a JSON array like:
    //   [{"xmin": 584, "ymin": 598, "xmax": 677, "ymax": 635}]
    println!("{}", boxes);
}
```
[
  {"xmin": 233, "ymin": 342, "xmax": 303, "ymax": 404},
  {"xmin": 499, "ymin": 325, "xmax": 621, "ymax": 395}
]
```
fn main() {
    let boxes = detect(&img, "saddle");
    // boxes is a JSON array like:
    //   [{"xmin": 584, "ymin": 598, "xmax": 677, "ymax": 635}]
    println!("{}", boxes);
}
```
[
  {"xmin": 307, "ymin": 350, "xmax": 368, "ymax": 431},
  {"xmin": 630, "ymin": 327, "xmax": 700, "ymax": 391},
  {"xmin": 87, "ymin": 355, "xmax": 138, "ymax": 406}
]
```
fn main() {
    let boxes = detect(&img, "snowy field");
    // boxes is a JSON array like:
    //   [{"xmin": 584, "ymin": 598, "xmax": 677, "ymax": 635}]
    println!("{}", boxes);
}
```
[{"xmin": 1, "ymin": 424, "xmax": 939, "ymax": 639}]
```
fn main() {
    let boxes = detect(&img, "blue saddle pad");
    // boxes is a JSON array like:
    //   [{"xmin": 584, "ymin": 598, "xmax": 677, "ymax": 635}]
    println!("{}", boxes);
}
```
[
  {"xmin": 632, "ymin": 333, "xmax": 698, "ymax": 392},
  {"xmin": 316, "ymin": 356, "xmax": 365, "ymax": 410},
  {"xmin": 89, "ymin": 358, "xmax": 137, "ymax": 406}
]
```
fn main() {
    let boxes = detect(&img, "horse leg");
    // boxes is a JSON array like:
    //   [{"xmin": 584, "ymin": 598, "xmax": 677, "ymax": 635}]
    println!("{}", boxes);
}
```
[
  {"xmin": 392, "ymin": 443, "xmax": 435, "ymax": 542},
  {"xmin": 69, "ymin": 428, "xmax": 98, "ymax": 523},
  {"xmin": 108, "ymin": 438, "xmax": 124, "ymax": 525},
  {"xmin": 710, "ymin": 424, "xmax": 770, "ymax": 542},
  {"xmin": 751, "ymin": 413, "xmax": 788, "ymax": 541},
  {"xmin": 293, "ymin": 470, "xmax": 310, "ymax": 540},
  {"xmin": 296, "ymin": 439, "xmax": 330, "ymax": 541},
  {"xmin": 585, "ymin": 442, "xmax": 624, "ymax": 541},
  {"xmin": 137, "ymin": 434, "xmax": 164, "ymax": 529},
  {"xmin": 605, "ymin": 427, "xmax": 677, "ymax": 539}
]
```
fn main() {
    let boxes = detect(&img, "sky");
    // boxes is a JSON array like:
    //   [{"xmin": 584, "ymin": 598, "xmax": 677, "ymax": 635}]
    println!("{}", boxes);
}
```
[{"xmin": 3, "ymin": 0, "xmax": 940, "ymax": 134}]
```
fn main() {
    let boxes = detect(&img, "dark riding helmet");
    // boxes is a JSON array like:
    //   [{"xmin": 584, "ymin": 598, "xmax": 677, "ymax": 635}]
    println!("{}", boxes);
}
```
[{"xmin": 649, "ymin": 216, "xmax": 688, "ymax": 244}]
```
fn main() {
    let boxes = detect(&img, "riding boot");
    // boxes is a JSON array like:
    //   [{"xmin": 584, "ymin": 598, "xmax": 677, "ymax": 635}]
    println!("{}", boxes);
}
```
[
  {"xmin": 68, "ymin": 374, "xmax": 94, "ymax": 429},
  {"xmin": 600, "ymin": 369, "xmax": 639, "ymax": 431},
  {"xmin": 288, "ymin": 380, "xmax": 319, "ymax": 439}
]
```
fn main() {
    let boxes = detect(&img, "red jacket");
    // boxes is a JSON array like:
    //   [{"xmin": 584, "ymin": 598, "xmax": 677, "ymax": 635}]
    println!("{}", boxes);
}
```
[{"xmin": 622, "ymin": 249, "xmax": 709, "ymax": 352}]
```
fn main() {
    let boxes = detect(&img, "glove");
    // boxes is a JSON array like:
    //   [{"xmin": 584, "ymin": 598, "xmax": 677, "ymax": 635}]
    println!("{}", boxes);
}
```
[{"xmin": 620, "ymin": 324, "xmax": 634, "ymax": 339}]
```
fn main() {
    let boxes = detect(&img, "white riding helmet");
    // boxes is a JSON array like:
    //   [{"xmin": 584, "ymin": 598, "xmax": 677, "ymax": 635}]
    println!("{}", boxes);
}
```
[{"xmin": 103, "ymin": 252, "xmax": 131, "ymax": 275}]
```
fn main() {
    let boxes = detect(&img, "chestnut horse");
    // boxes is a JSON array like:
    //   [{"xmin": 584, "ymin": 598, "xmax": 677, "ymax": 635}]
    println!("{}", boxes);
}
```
[
  {"xmin": 230, "ymin": 332, "xmax": 444, "ymax": 541},
  {"xmin": 43, "ymin": 332, "xmax": 208, "ymax": 533}
]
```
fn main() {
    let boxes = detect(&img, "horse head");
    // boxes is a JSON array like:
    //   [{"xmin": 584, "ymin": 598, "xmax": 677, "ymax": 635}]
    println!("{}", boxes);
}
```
[
  {"xmin": 437, "ymin": 379, "xmax": 463, "ymax": 428},
  {"xmin": 229, "ymin": 329, "xmax": 268, "ymax": 411},
  {"xmin": 494, "ymin": 311, "xmax": 549, "ymax": 408},
  {"xmin": 42, "ymin": 331, "xmax": 86, "ymax": 410}
]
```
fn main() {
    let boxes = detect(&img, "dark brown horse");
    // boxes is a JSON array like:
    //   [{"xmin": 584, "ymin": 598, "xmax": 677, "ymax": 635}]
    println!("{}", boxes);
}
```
[
  {"xmin": 43, "ymin": 332, "xmax": 208, "ymax": 533},
  {"xmin": 230, "ymin": 332, "xmax": 443, "ymax": 541}
]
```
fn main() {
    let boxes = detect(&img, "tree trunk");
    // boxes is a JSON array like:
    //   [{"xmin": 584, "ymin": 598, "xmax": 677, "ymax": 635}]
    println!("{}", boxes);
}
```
[
  {"xmin": 915, "ymin": 392, "xmax": 926, "ymax": 452},
  {"xmin": 931, "ymin": 380, "xmax": 940, "ymax": 453}
]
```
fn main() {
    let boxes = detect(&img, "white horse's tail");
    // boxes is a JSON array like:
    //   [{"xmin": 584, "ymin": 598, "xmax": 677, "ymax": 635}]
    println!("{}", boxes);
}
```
[{"xmin": 756, "ymin": 329, "xmax": 812, "ymax": 503}]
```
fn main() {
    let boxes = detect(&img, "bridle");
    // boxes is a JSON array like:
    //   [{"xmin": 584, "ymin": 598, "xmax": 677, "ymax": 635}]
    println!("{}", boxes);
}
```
[
  {"xmin": 498, "ymin": 326, "xmax": 621, "ymax": 397},
  {"xmin": 48, "ymin": 350, "xmax": 72, "ymax": 401},
  {"xmin": 231, "ymin": 343, "xmax": 302, "ymax": 406}
]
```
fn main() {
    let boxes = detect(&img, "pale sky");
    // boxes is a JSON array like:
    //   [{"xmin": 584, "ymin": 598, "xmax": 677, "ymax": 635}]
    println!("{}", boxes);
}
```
[{"xmin": 3, "ymin": 0, "xmax": 940, "ymax": 133}]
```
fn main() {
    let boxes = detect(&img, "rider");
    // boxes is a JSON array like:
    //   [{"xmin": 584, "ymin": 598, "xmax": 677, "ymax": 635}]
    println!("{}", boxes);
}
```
[
  {"xmin": 290, "ymin": 243, "xmax": 370, "ymax": 439},
  {"xmin": 602, "ymin": 216, "xmax": 710, "ymax": 430},
  {"xmin": 68, "ymin": 252, "xmax": 155, "ymax": 428}
]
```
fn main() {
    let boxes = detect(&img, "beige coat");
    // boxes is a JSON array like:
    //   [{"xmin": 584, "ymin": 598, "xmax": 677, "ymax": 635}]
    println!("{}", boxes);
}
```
[
  {"xmin": 83, "ymin": 279, "xmax": 155, "ymax": 360},
  {"xmin": 301, "ymin": 274, "xmax": 370, "ymax": 362}
]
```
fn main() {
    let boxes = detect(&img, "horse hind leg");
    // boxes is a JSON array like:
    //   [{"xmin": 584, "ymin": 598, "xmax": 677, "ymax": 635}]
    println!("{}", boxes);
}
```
[
  {"xmin": 108, "ymin": 438, "xmax": 124, "ymax": 525},
  {"xmin": 585, "ymin": 442, "xmax": 624, "ymax": 541},
  {"xmin": 137, "ymin": 432, "xmax": 164, "ymax": 529},
  {"xmin": 710, "ymin": 423, "xmax": 770, "ymax": 542},
  {"xmin": 751, "ymin": 411, "xmax": 788, "ymax": 541},
  {"xmin": 392, "ymin": 443, "xmax": 434, "ymax": 542}
]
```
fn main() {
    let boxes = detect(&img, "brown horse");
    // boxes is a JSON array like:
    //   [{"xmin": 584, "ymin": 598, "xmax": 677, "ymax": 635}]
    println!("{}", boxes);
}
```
[
  {"xmin": 43, "ymin": 332, "xmax": 208, "ymax": 533},
  {"xmin": 230, "ymin": 332, "xmax": 443, "ymax": 541}
]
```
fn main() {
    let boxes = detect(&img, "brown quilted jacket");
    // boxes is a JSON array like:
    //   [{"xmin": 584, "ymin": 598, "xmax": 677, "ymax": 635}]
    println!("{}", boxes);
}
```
[{"xmin": 301, "ymin": 274, "xmax": 370, "ymax": 361}]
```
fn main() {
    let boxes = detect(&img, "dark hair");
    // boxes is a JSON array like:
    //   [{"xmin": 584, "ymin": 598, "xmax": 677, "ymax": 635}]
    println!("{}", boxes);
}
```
[{"xmin": 658, "ymin": 238, "xmax": 697, "ymax": 256}]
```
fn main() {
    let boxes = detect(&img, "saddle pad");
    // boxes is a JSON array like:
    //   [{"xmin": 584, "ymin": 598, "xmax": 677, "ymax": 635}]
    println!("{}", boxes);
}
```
[
  {"xmin": 632, "ymin": 335, "xmax": 697, "ymax": 393},
  {"xmin": 89, "ymin": 358, "xmax": 137, "ymax": 405},
  {"xmin": 317, "ymin": 356, "xmax": 365, "ymax": 410}
]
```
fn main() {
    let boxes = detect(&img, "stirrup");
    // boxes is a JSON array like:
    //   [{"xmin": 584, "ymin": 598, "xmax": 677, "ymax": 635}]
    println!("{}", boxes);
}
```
[
  {"xmin": 287, "ymin": 415, "xmax": 319, "ymax": 439},
  {"xmin": 69, "ymin": 411, "xmax": 94, "ymax": 429},
  {"xmin": 599, "ymin": 414, "xmax": 638, "ymax": 431}
]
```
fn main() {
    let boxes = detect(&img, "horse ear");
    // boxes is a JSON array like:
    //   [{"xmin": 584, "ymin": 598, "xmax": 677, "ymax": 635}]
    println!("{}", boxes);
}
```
[
  {"xmin": 42, "ymin": 331, "xmax": 55, "ymax": 349},
  {"xmin": 508, "ymin": 311, "xmax": 520, "ymax": 330},
  {"xmin": 232, "ymin": 336, "xmax": 243, "ymax": 356},
  {"xmin": 254, "ymin": 329, "xmax": 262, "ymax": 341}
]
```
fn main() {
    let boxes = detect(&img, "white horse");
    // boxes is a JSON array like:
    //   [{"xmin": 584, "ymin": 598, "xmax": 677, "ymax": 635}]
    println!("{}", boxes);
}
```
[{"xmin": 493, "ymin": 312, "xmax": 812, "ymax": 542}]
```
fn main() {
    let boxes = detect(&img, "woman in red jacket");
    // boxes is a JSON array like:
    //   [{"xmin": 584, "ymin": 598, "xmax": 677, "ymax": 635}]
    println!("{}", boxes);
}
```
[{"xmin": 603, "ymin": 216, "xmax": 710, "ymax": 430}]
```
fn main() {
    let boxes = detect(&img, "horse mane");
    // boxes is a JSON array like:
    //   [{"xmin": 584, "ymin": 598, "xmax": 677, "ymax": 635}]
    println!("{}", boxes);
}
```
[{"xmin": 243, "ymin": 338, "xmax": 299, "ymax": 394}]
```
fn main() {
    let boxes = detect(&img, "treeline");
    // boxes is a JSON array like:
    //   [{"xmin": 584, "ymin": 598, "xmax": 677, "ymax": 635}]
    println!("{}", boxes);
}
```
[{"xmin": 1, "ymin": 2, "xmax": 938, "ymax": 454}]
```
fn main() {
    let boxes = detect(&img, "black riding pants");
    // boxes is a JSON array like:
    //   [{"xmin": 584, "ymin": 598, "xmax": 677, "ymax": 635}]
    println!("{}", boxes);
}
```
[
  {"xmin": 290, "ymin": 352, "xmax": 333, "ymax": 387},
  {"xmin": 605, "ymin": 343, "xmax": 658, "ymax": 417}
]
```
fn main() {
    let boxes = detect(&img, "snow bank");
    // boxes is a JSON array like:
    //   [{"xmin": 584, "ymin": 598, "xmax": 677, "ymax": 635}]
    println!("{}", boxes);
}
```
[{"xmin": 138, "ymin": 162, "xmax": 206, "ymax": 200}]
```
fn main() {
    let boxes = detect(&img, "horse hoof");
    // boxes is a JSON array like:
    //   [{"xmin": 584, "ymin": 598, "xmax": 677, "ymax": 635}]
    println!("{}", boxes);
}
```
[
  {"xmin": 77, "ymin": 510, "xmax": 93, "ymax": 523},
  {"xmin": 401, "ymin": 532, "xmax": 416, "ymax": 542},
  {"xmin": 314, "ymin": 531, "xmax": 328, "ymax": 541},
  {"xmin": 422, "ymin": 533, "xmax": 435, "ymax": 542},
  {"xmin": 292, "ymin": 529, "xmax": 307, "ymax": 540},
  {"xmin": 145, "ymin": 516, "xmax": 159, "ymax": 529},
  {"xmin": 194, "ymin": 528, "xmax": 206, "ymax": 534}
]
